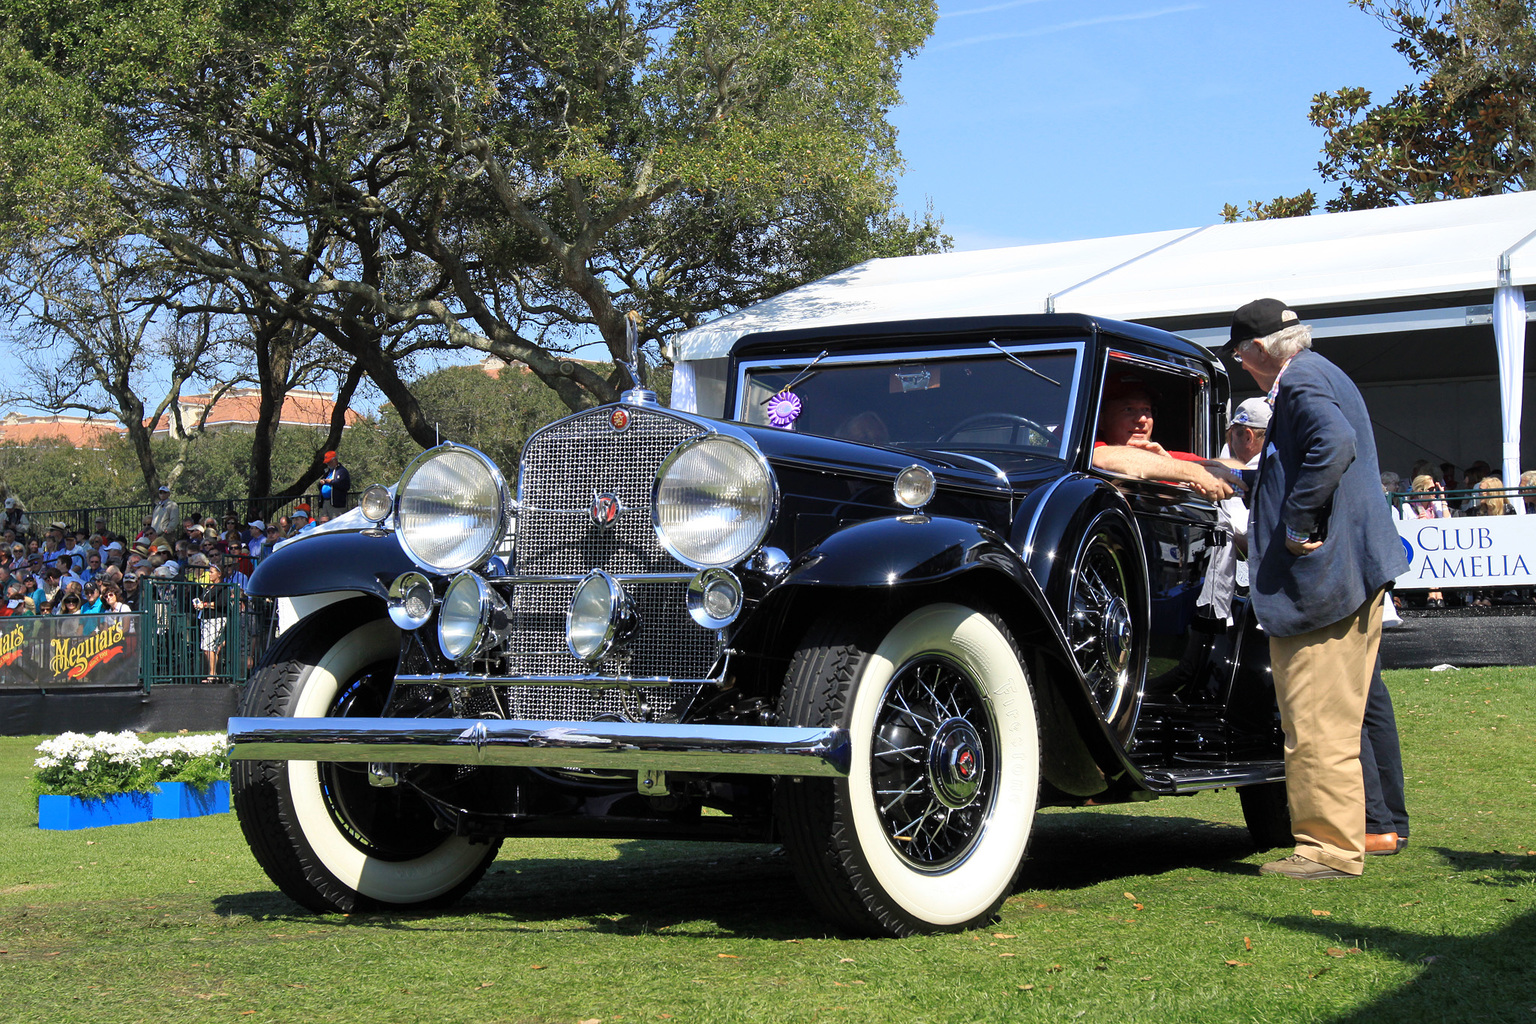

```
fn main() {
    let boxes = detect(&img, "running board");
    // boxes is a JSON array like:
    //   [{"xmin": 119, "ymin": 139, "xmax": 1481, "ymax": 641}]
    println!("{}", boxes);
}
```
[{"xmin": 1139, "ymin": 761, "xmax": 1285, "ymax": 794}]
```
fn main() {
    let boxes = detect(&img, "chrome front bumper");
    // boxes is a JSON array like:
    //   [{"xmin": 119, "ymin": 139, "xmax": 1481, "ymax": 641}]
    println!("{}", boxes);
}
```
[{"xmin": 226, "ymin": 717, "xmax": 850, "ymax": 777}]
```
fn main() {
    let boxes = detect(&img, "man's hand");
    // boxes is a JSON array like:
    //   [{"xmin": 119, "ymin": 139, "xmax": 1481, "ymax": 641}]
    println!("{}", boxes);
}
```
[
  {"xmin": 1201, "ymin": 462, "xmax": 1246, "ymax": 496},
  {"xmin": 1183, "ymin": 464, "xmax": 1235, "ymax": 501},
  {"xmin": 1285, "ymin": 537, "xmax": 1323, "ymax": 556},
  {"xmin": 1125, "ymin": 437, "xmax": 1171, "ymax": 458}
]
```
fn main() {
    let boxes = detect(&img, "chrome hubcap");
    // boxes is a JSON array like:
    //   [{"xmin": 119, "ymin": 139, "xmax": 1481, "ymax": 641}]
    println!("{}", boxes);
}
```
[
  {"xmin": 1101, "ymin": 595, "xmax": 1133, "ymax": 676},
  {"xmin": 1068, "ymin": 534, "xmax": 1134, "ymax": 721},
  {"xmin": 927, "ymin": 718, "xmax": 986, "ymax": 809}
]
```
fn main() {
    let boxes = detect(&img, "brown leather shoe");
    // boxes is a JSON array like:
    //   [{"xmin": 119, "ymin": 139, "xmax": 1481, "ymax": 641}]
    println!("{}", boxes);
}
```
[
  {"xmin": 1260, "ymin": 854, "xmax": 1358, "ymax": 879},
  {"xmin": 1365, "ymin": 832, "xmax": 1401, "ymax": 856}
]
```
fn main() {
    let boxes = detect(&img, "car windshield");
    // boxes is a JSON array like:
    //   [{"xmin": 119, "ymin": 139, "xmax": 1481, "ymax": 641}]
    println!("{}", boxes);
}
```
[{"xmin": 736, "ymin": 346, "xmax": 1080, "ymax": 458}]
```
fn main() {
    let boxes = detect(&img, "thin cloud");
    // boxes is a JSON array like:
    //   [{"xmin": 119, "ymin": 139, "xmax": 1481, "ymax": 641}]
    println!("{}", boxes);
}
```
[
  {"xmin": 942, "ymin": 0, "xmax": 1058, "ymax": 19},
  {"xmin": 935, "ymin": 4, "xmax": 1202, "ymax": 51}
]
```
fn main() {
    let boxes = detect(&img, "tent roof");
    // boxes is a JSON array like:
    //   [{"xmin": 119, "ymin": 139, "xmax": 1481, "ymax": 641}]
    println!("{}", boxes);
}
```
[{"xmin": 673, "ymin": 191, "xmax": 1536, "ymax": 361}]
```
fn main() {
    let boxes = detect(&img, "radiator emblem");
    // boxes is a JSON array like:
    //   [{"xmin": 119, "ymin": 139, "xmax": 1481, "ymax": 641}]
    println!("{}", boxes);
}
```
[
  {"xmin": 609, "ymin": 407, "xmax": 630, "ymax": 431},
  {"xmin": 590, "ymin": 492, "xmax": 622, "ymax": 529}
]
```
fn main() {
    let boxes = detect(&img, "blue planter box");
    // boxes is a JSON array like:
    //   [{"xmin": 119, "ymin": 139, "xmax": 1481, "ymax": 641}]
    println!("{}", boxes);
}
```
[
  {"xmin": 37, "ymin": 791, "xmax": 154, "ymax": 831},
  {"xmin": 151, "ymin": 781, "xmax": 231, "ymax": 820}
]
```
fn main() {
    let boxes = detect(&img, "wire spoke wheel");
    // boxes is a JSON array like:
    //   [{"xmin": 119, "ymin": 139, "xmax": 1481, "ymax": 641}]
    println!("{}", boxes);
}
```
[
  {"xmin": 775, "ymin": 603, "xmax": 1040, "ymax": 936},
  {"xmin": 870, "ymin": 655, "xmax": 996, "ymax": 870},
  {"xmin": 1068, "ymin": 531, "xmax": 1136, "ymax": 722},
  {"xmin": 232, "ymin": 599, "xmax": 499, "ymax": 912},
  {"xmin": 315, "ymin": 669, "xmax": 450, "ymax": 861}
]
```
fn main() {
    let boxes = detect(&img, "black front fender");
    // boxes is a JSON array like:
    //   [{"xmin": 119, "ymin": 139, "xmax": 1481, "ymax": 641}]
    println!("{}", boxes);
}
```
[
  {"xmin": 779, "ymin": 515, "xmax": 1030, "ymax": 591},
  {"xmin": 245, "ymin": 529, "xmax": 416, "ymax": 601}
]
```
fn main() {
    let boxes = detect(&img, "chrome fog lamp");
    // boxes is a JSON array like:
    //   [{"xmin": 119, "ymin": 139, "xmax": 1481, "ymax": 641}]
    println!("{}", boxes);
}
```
[
  {"xmin": 566, "ymin": 569, "xmax": 639, "ymax": 664},
  {"xmin": 387, "ymin": 571, "xmax": 435, "ymax": 631},
  {"xmin": 653, "ymin": 435, "xmax": 776, "ymax": 568},
  {"xmin": 437, "ymin": 572, "xmax": 510, "ymax": 662},
  {"xmin": 395, "ymin": 443, "xmax": 510, "ymax": 573},
  {"xmin": 687, "ymin": 568, "xmax": 743, "ymax": 630},
  {"xmin": 360, "ymin": 484, "xmax": 393, "ymax": 524},
  {"xmin": 894, "ymin": 465, "xmax": 936, "ymax": 510}
]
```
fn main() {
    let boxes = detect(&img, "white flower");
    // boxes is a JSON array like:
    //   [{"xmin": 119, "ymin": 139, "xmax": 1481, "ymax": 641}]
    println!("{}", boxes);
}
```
[{"xmin": 32, "ymin": 729, "xmax": 229, "ymax": 794}]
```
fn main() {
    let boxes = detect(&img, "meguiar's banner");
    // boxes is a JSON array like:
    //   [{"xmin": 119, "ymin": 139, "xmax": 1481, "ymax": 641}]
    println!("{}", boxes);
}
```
[
  {"xmin": 0, "ymin": 614, "xmax": 142, "ymax": 688},
  {"xmin": 1394, "ymin": 515, "xmax": 1536, "ymax": 590}
]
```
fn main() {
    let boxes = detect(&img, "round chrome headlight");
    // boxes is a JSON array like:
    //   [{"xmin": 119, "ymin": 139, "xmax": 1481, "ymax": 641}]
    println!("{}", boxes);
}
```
[
  {"xmin": 894, "ymin": 465, "xmax": 936, "ymax": 510},
  {"xmin": 360, "ymin": 484, "xmax": 393, "ymax": 524},
  {"xmin": 394, "ymin": 443, "xmax": 510, "ymax": 573},
  {"xmin": 566, "ymin": 570, "xmax": 639, "ymax": 664},
  {"xmin": 437, "ymin": 572, "xmax": 509, "ymax": 662},
  {"xmin": 652, "ymin": 435, "xmax": 776, "ymax": 568}
]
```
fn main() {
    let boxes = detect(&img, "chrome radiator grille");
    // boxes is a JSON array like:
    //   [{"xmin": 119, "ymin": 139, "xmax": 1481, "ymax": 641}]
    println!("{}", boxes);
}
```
[
  {"xmin": 455, "ymin": 683, "xmax": 703, "ymax": 723},
  {"xmin": 516, "ymin": 408, "xmax": 704, "ymax": 576},
  {"xmin": 499, "ymin": 406, "xmax": 723, "ymax": 695},
  {"xmin": 500, "ymin": 579, "xmax": 716, "ymax": 679}
]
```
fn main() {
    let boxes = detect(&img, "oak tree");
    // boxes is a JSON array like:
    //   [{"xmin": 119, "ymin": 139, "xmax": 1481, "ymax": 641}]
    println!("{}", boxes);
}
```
[
  {"xmin": 1224, "ymin": 0, "xmax": 1536, "ymax": 220},
  {"xmin": 1, "ymin": 0, "xmax": 947, "ymax": 440}
]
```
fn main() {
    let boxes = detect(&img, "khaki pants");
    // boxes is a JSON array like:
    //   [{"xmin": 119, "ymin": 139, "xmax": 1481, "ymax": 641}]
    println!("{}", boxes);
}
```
[{"xmin": 1268, "ymin": 589, "xmax": 1385, "ymax": 874}]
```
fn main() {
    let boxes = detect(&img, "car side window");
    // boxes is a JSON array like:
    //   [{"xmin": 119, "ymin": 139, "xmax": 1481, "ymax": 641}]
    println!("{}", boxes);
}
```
[{"xmin": 1093, "ymin": 356, "xmax": 1205, "ymax": 458}]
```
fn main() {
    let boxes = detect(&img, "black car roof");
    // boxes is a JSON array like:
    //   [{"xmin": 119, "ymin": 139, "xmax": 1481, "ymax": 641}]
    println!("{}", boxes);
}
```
[{"xmin": 729, "ymin": 313, "xmax": 1213, "ymax": 366}]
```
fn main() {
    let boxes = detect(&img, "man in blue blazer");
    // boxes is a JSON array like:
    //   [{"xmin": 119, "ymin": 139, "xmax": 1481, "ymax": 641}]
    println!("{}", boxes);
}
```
[{"xmin": 1224, "ymin": 298, "xmax": 1408, "ymax": 880}]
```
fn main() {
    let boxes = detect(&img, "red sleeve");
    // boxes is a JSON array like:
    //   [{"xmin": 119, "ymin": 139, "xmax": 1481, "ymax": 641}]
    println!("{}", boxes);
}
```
[{"xmin": 1169, "ymin": 450, "xmax": 1205, "ymax": 462}]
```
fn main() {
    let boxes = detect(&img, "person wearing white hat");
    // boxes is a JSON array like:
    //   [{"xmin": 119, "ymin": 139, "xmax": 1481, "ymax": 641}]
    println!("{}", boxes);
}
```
[
  {"xmin": 247, "ymin": 520, "xmax": 266, "ymax": 561},
  {"xmin": 1226, "ymin": 397, "xmax": 1271, "ymax": 467},
  {"xmin": 150, "ymin": 485, "xmax": 180, "ymax": 536},
  {"xmin": 2, "ymin": 494, "xmax": 26, "ymax": 535}
]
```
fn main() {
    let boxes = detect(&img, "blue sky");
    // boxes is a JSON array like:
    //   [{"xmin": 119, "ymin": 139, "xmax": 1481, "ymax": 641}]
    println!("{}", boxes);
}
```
[{"xmin": 890, "ymin": 0, "xmax": 1416, "ymax": 250}]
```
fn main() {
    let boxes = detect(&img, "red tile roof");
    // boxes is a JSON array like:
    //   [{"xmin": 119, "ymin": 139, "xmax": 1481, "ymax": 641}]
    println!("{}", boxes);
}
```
[
  {"xmin": 2, "ymin": 387, "xmax": 361, "ymax": 446},
  {"xmin": 146, "ymin": 388, "xmax": 363, "ymax": 435},
  {"xmin": 0, "ymin": 414, "xmax": 121, "ymax": 449}
]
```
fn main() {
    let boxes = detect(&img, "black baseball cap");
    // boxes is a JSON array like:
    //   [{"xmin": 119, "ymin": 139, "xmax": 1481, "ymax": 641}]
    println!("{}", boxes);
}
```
[{"xmin": 1224, "ymin": 298, "xmax": 1302, "ymax": 354}]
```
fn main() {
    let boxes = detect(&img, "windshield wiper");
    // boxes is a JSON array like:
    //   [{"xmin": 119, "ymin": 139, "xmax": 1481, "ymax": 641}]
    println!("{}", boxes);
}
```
[
  {"xmin": 759, "ymin": 349, "xmax": 830, "ymax": 404},
  {"xmin": 988, "ymin": 341, "xmax": 1061, "ymax": 387}
]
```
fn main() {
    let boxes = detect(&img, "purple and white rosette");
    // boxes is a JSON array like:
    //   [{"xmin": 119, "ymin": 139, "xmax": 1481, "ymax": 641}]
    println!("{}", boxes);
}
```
[{"xmin": 767, "ymin": 390, "xmax": 802, "ymax": 429}]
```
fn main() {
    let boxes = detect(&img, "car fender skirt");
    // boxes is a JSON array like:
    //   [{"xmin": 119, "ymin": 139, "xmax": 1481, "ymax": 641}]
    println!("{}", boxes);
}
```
[
  {"xmin": 781, "ymin": 516, "xmax": 1035, "ymax": 592},
  {"xmin": 227, "ymin": 717, "xmax": 851, "ymax": 777},
  {"xmin": 245, "ymin": 530, "xmax": 415, "ymax": 600}
]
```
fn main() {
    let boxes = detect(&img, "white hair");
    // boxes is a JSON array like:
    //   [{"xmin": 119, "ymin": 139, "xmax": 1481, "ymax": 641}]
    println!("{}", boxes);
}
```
[{"xmin": 1258, "ymin": 322, "xmax": 1312, "ymax": 360}]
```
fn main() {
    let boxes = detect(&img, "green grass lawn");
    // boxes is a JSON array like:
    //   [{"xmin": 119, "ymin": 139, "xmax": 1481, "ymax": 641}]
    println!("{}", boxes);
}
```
[{"xmin": 2, "ymin": 666, "xmax": 1533, "ymax": 1024}]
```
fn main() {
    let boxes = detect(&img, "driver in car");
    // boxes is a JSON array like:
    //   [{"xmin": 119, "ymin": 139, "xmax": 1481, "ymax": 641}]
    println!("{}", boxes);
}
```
[{"xmin": 1091, "ymin": 373, "xmax": 1239, "ymax": 501}]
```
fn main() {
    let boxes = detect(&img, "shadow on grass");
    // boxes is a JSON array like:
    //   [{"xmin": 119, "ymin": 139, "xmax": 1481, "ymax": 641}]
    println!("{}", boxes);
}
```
[
  {"xmin": 214, "ymin": 840, "xmax": 832, "ymax": 939},
  {"xmin": 1021, "ymin": 809, "xmax": 1263, "ymax": 887},
  {"xmin": 1266, "ymin": 847, "xmax": 1535, "ymax": 1024},
  {"xmin": 214, "ymin": 807, "xmax": 1269, "ymax": 937}
]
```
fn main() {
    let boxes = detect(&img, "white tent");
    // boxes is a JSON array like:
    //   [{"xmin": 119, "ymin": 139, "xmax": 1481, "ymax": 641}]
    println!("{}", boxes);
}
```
[{"xmin": 672, "ymin": 191, "xmax": 1536, "ymax": 502}]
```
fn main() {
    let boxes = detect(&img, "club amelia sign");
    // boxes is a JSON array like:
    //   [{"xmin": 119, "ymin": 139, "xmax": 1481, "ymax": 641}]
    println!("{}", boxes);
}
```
[
  {"xmin": 0, "ymin": 615, "xmax": 140, "ymax": 688},
  {"xmin": 1394, "ymin": 516, "xmax": 1536, "ymax": 590}
]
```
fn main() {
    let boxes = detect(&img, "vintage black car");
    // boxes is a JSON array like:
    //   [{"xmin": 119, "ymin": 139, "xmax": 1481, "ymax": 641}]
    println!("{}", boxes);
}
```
[{"xmin": 228, "ymin": 314, "xmax": 1287, "ymax": 937}]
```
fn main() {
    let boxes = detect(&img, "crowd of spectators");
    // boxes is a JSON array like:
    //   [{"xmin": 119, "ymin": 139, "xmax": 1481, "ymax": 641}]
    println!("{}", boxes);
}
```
[
  {"xmin": 0, "ymin": 484, "xmax": 327, "ymax": 620},
  {"xmin": 1385, "ymin": 458, "xmax": 1536, "ymax": 608}
]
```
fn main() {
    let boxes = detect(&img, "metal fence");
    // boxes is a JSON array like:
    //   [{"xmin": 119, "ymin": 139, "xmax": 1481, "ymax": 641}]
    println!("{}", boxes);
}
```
[
  {"xmin": 23, "ymin": 493, "xmax": 323, "ymax": 543},
  {"xmin": 136, "ymin": 580, "xmax": 274, "ymax": 687}
]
